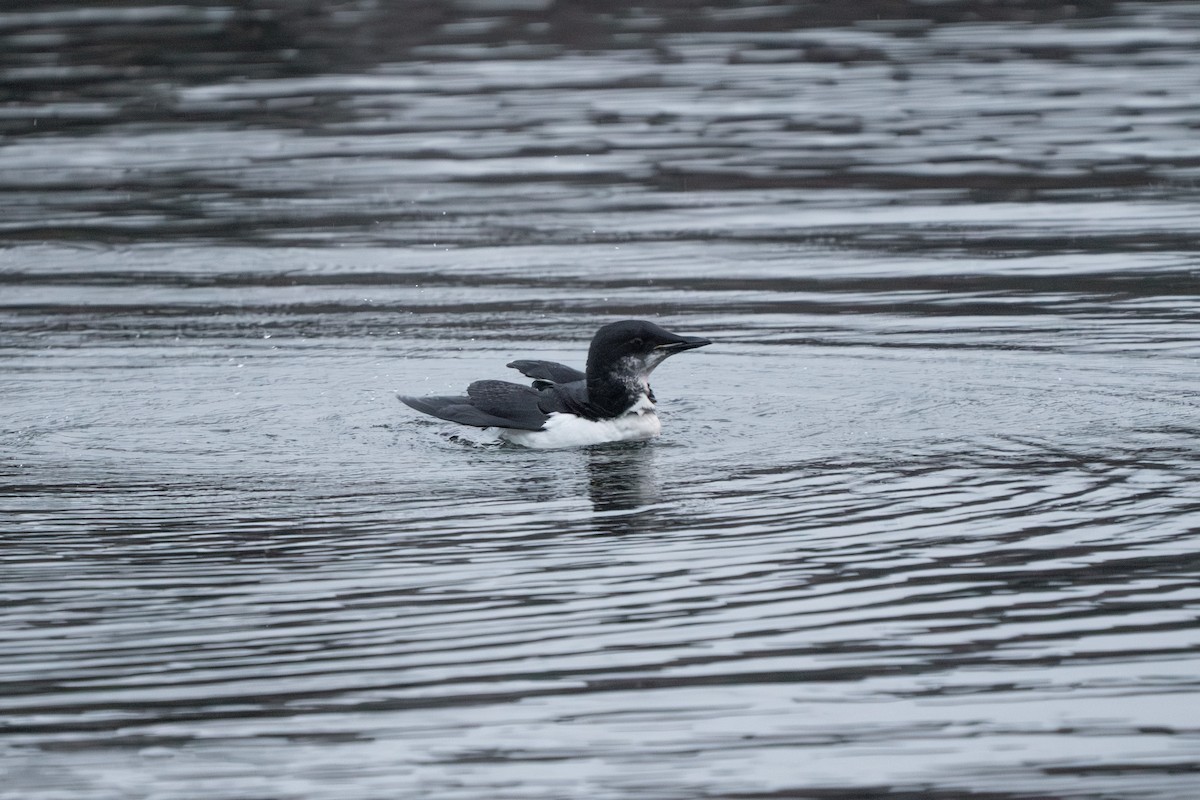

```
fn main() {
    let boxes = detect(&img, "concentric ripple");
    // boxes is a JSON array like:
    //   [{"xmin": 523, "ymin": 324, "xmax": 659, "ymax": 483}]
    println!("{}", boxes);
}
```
[{"xmin": 3, "ymin": 2, "xmax": 1200, "ymax": 799}]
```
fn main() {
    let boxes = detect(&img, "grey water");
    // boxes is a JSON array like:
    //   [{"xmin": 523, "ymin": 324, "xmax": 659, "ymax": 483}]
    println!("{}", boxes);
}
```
[{"xmin": 3, "ymin": 2, "xmax": 1200, "ymax": 798}]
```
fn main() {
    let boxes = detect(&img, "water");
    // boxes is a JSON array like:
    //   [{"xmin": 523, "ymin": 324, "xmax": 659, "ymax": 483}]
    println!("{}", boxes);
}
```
[{"xmin": 3, "ymin": 2, "xmax": 1200, "ymax": 798}]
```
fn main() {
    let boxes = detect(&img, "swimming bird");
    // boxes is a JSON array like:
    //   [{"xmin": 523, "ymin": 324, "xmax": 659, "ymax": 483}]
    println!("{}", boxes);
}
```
[{"xmin": 399, "ymin": 319, "xmax": 711, "ymax": 449}]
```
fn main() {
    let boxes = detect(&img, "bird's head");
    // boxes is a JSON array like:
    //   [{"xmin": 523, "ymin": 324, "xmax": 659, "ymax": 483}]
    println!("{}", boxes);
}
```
[{"xmin": 586, "ymin": 319, "xmax": 711, "ymax": 392}]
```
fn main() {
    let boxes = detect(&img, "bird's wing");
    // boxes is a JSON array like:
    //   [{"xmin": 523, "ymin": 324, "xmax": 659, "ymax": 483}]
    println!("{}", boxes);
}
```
[
  {"xmin": 467, "ymin": 380, "xmax": 549, "ymax": 429},
  {"xmin": 506, "ymin": 359, "xmax": 586, "ymax": 385},
  {"xmin": 535, "ymin": 380, "xmax": 596, "ymax": 419},
  {"xmin": 399, "ymin": 380, "xmax": 548, "ymax": 431}
]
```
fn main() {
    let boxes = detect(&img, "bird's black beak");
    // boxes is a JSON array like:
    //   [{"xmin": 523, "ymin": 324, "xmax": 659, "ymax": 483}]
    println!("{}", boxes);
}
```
[{"xmin": 656, "ymin": 334, "xmax": 711, "ymax": 353}]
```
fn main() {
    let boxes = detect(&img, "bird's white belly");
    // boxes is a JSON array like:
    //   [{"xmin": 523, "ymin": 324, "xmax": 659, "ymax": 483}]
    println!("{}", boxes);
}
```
[{"xmin": 497, "ymin": 403, "xmax": 661, "ymax": 450}]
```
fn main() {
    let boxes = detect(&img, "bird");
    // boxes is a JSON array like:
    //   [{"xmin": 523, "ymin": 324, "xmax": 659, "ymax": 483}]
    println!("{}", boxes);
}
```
[{"xmin": 399, "ymin": 319, "xmax": 711, "ymax": 449}]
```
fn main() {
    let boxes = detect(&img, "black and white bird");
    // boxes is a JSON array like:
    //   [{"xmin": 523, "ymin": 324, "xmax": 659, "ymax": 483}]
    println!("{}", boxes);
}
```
[{"xmin": 399, "ymin": 320, "xmax": 711, "ymax": 448}]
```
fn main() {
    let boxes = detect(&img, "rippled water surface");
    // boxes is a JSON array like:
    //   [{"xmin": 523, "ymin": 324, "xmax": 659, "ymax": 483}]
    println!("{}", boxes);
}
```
[{"xmin": 3, "ymin": 2, "xmax": 1200, "ymax": 798}]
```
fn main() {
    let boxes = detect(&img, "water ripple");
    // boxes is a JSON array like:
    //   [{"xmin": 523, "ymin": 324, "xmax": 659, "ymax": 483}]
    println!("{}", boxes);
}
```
[{"xmin": 4, "ymin": 2, "xmax": 1200, "ymax": 799}]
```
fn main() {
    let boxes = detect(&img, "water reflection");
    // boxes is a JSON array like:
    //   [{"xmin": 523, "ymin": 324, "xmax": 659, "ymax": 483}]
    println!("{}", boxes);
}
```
[{"xmin": 586, "ymin": 443, "xmax": 660, "ymax": 518}]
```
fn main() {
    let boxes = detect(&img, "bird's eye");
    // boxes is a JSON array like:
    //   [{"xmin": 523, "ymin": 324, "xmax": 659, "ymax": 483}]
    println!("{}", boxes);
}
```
[{"xmin": 630, "ymin": 337, "xmax": 643, "ymax": 348}]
